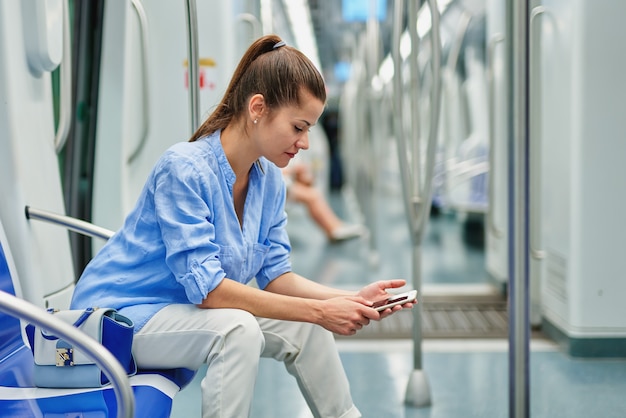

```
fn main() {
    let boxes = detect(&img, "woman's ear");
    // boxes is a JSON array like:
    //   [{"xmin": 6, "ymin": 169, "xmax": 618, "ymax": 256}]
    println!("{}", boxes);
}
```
[{"xmin": 248, "ymin": 94, "xmax": 266, "ymax": 122}]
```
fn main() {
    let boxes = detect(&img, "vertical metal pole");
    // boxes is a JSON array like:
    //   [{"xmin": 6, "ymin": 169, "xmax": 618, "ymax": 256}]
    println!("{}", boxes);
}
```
[
  {"xmin": 411, "ymin": 245, "xmax": 423, "ymax": 370},
  {"xmin": 184, "ymin": 0, "xmax": 200, "ymax": 133},
  {"xmin": 402, "ymin": 0, "xmax": 442, "ymax": 406},
  {"xmin": 391, "ymin": 1, "xmax": 430, "ymax": 406},
  {"xmin": 506, "ymin": 0, "xmax": 530, "ymax": 417},
  {"xmin": 365, "ymin": 1, "xmax": 381, "ymax": 259},
  {"xmin": 408, "ymin": 0, "xmax": 421, "ymax": 193}
]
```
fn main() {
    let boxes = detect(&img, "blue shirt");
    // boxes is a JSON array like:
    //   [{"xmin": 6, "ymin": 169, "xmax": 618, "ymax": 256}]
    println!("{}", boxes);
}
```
[{"xmin": 70, "ymin": 131, "xmax": 292, "ymax": 332}]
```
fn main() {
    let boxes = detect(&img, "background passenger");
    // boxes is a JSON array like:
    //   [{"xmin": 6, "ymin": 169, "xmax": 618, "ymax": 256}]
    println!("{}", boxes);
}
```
[{"xmin": 282, "ymin": 162, "xmax": 368, "ymax": 242}]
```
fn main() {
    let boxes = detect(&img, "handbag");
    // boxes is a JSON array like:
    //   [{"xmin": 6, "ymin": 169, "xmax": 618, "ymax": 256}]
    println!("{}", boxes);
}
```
[{"xmin": 25, "ymin": 307, "xmax": 137, "ymax": 388}]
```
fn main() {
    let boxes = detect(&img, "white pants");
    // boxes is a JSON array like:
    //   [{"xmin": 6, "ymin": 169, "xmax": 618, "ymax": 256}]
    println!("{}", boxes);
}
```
[{"xmin": 133, "ymin": 304, "xmax": 362, "ymax": 418}]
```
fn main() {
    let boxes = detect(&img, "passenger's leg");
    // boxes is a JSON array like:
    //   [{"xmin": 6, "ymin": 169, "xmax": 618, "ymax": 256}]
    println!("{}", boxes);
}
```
[
  {"xmin": 288, "ymin": 182, "xmax": 367, "ymax": 242},
  {"xmin": 133, "ymin": 304, "xmax": 265, "ymax": 418},
  {"xmin": 288, "ymin": 181, "xmax": 343, "ymax": 238},
  {"xmin": 257, "ymin": 318, "xmax": 361, "ymax": 418}
]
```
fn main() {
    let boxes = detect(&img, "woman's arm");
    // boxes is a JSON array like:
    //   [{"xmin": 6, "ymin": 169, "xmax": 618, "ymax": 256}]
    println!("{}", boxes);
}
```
[
  {"xmin": 266, "ymin": 273, "xmax": 414, "ymax": 320},
  {"xmin": 264, "ymin": 271, "xmax": 356, "ymax": 299},
  {"xmin": 197, "ymin": 273, "xmax": 413, "ymax": 335},
  {"xmin": 197, "ymin": 275, "xmax": 378, "ymax": 335}
]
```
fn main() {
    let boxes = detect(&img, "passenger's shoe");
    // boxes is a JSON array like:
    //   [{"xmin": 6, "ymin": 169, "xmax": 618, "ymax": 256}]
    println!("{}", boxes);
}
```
[{"xmin": 330, "ymin": 224, "xmax": 368, "ymax": 242}]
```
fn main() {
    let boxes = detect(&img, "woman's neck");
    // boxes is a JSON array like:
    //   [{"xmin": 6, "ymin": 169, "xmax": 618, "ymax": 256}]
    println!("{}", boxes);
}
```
[{"xmin": 220, "ymin": 123, "xmax": 258, "ymax": 179}]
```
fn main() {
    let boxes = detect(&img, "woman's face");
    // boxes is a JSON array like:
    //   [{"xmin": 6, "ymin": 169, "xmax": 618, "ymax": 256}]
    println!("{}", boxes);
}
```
[{"xmin": 257, "ymin": 90, "xmax": 325, "ymax": 168}]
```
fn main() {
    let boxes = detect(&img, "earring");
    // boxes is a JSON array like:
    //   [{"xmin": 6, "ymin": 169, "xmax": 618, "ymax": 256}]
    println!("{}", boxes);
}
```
[{"xmin": 254, "ymin": 119, "xmax": 258, "ymax": 124}]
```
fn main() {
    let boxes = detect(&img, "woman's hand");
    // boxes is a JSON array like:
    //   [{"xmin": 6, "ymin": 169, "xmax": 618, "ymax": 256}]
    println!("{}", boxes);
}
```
[
  {"xmin": 316, "ymin": 296, "xmax": 380, "ymax": 336},
  {"xmin": 357, "ymin": 279, "xmax": 407, "ymax": 301},
  {"xmin": 357, "ymin": 279, "xmax": 416, "ymax": 320}
]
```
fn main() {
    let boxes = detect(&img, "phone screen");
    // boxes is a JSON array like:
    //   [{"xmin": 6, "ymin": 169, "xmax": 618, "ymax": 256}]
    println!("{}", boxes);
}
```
[{"xmin": 371, "ymin": 293, "xmax": 411, "ymax": 309}]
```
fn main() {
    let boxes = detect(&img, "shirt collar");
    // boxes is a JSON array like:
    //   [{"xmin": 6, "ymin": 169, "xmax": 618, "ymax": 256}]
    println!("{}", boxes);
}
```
[
  {"xmin": 205, "ymin": 130, "xmax": 266, "ymax": 187},
  {"xmin": 206, "ymin": 130, "xmax": 236, "ymax": 188}
]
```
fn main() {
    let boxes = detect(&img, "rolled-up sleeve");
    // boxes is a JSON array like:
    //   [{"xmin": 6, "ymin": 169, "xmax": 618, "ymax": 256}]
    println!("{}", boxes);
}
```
[{"xmin": 153, "ymin": 155, "xmax": 226, "ymax": 303}]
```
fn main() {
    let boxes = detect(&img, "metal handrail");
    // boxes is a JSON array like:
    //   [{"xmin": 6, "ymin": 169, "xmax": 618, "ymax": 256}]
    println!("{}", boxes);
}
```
[
  {"xmin": 0, "ymin": 290, "xmax": 134, "ymax": 418},
  {"xmin": 528, "ymin": 6, "xmax": 554, "ymax": 261},
  {"xmin": 127, "ymin": 0, "xmax": 151, "ymax": 164},
  {"xmin": 486, "ymin": 33, "xmax": 505, "ymax": 239},
  {"xmin": 53, "ymin": 0, "xmax": 72, "ymax": 153},
  {"xmin": 25, "ymin": 206, "xmax": 114, "ymax": 241},
  {"xmin": 184, "ymin": 0, "xmax": 201, "ymax": 133}
]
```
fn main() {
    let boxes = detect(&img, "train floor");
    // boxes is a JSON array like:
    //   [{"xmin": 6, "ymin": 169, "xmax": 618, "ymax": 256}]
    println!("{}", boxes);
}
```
[{"xmin": 170, "ymin": 162, "xmax": 626, "ymax": 417}]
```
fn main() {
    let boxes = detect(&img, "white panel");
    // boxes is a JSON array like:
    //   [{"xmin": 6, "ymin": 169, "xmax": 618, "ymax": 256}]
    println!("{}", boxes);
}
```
[
  {"xmin": 539, "ymin": 0, "xmax": 626, "ymax": 336},
  {"xmin": 0, "ymin": 1, "xmax": 75, "ymax": 308},
  {"xmin": 569, "ymin": 0, "xmax": 626, "ymax": 333},
  {"xmin": 535, "ymin": 0, "xmax": 574, "ymax": 328}
]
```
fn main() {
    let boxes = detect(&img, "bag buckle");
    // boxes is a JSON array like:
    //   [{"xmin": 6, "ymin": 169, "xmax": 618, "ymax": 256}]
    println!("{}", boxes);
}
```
[{"xmin": 56, "ymin": 347, "xmax": 74, "ymax": 367}]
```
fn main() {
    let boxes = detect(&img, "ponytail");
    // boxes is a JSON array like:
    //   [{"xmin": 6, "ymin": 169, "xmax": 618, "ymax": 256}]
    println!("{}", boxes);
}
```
[{"xmin": 189, "ymin": 35, "xmax": 326, "ymax": 142}]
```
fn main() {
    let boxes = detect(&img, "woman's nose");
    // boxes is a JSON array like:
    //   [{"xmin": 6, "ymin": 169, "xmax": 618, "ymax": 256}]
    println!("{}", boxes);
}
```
[{"xmin": 296, "ymin": 133, "xmax": 309, "ymax": 150}]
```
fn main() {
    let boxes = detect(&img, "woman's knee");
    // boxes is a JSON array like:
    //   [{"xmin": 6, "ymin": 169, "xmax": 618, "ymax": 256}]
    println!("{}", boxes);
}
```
[{"xmin": 225, "ymin": 309, "xmax": 265, "ymax": 353}]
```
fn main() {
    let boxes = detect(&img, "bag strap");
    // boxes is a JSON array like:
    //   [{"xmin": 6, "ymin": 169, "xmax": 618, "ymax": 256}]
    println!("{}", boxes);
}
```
[{"xmin": 40, "ymin": 307, "xmax": 96, "ymax": 341}]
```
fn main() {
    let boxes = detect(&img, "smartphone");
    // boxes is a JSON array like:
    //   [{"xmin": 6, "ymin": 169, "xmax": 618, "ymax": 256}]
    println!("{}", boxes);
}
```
[{"xmin": 372, "ymin": 290, "xmax": 417, "ymax": 312}]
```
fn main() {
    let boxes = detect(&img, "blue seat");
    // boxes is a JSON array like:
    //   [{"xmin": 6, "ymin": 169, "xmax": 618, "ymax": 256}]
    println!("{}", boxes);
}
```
[{"xmin": 0, "ymin": 230, "xmax": 195, "ymax": 417}]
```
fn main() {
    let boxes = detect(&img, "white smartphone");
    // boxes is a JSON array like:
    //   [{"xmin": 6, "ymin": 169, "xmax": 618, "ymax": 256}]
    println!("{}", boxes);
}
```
[{"xmin": 372, "ymin": 290, "xmax": 417, "ymax": 312}]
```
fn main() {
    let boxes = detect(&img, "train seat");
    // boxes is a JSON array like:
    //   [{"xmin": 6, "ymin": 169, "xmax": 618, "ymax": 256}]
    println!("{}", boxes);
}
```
[{"xmin": 0, "ymin": 221, "xmax": 195, "ymax": 417}]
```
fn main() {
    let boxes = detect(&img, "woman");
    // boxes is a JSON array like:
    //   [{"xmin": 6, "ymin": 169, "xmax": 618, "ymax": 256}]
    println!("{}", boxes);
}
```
[{"xmin": 71, "ymin": 35, "xmax": 414, "ymax": 418}]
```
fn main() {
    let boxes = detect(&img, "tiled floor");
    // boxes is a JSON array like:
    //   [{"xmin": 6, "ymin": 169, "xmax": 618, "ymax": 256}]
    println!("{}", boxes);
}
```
[
  {"xmin": 170, "ymin": 158, "xmax": 626, "ymax": 417},
  {"xmin": 172, "ymin": 337, "xmax": 626, "ymax": 417}
]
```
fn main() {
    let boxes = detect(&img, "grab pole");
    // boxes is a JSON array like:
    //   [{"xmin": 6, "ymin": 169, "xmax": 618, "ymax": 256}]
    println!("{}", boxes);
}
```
[
  {"xmin": 184, "ymin": 0, "xmax": 200, "ymax": 133},
  {"xmin": 506, "ymin": 0, "xmax": 530, "ymax": 416},
  {"xmin": 391, "ymin": 0, "xmax": 442, "ymax": 407}
]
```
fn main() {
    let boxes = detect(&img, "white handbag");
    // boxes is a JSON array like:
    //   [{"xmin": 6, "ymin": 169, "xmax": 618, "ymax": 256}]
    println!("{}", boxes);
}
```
[{"xmin": 26, "ymin": 307, "xmax": 137, "ymax": 388}]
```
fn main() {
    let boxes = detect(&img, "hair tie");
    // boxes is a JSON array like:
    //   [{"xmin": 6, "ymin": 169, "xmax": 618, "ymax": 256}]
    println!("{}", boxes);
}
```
[{"xmin": 273, "ymin": 40, "xmax": 286, "ymax": 50}]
